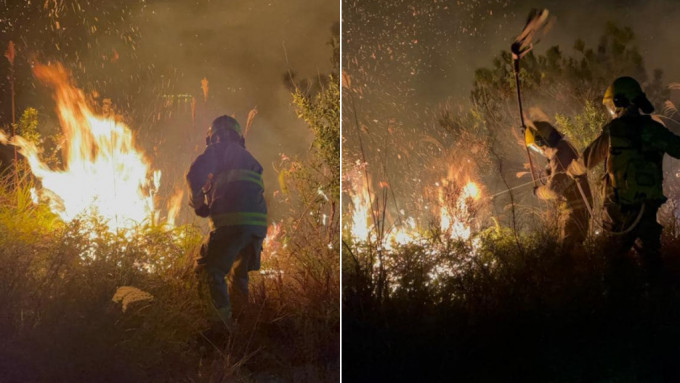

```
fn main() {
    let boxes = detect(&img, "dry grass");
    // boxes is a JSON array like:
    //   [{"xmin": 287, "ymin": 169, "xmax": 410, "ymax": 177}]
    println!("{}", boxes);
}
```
[
  {"xmin": 343, "ymin": 219, "xmax": 680, "ymax": 382},
  {"xmin": 0, "ymin": 171, "xmax": 339, "ymax": 382}
]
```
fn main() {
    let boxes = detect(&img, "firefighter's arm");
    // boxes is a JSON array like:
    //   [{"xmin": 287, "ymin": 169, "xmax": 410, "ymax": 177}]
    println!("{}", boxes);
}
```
[
  {"xmin": 647, "ymin": 123, "xmax": 680, "ymax": 159},
  {"xmin": 555, "ymin": 141, "xmax": 584, "ymax": 177},
  {"xmin": 582, "ymin": 130, "xmax": 609, "ymax": 170},
  {"xmin": 186, "ymin": 152, "xmax": 213, "ymax": 216},
  {"xmin": 534, "ymin": 185, "xmax": 558, "ymax": 200},
  {"xmin": 567, "ymin": 159, "xmax": 587, "ymax": 177},
  {"xmin": 535, "ymin": 172, "xmax": 570, "ymax": 201}
]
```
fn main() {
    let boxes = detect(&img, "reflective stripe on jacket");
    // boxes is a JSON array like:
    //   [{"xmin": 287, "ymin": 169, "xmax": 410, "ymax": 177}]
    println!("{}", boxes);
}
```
[{"xmin": 186, "ymin": 141, "xmax": 267, "ymax": 234}]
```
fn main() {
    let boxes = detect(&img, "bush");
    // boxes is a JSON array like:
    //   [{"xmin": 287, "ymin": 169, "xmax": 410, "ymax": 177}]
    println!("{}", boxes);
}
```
[
  {"xmin": 0, "ymin": 168, "xmax": 338, "ymax": 382},
  {"xmin": 343, "ymin": 223, "xmax": 680, "ymax": 382}
]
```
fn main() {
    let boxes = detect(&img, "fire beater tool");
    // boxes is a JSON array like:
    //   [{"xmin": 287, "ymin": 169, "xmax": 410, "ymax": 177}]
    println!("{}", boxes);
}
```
[{"xmin": 511, "ymin": 9, "xmax": 553, "ymax": 187}]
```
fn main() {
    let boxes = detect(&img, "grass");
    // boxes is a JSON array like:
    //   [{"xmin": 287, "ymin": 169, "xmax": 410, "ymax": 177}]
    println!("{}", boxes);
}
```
[
  {"xmin": 343, "ymin": 223, "xmax": 680, "ymax": 382},
  {"xmin": 0, "ymin": 174, "xmax": 339, "ymax": 382}
]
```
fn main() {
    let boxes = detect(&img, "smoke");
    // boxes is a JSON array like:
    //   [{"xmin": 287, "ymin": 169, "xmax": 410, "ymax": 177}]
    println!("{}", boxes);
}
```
[
  {"xmin": 474, "ymin": 0, "xmax": 680, "ymax": 99},
  {"xmin": 0, "ymin": 0, "xmax": 339, "ymax": 224},
  {"xmin": 345, "ymin": 0, "xmax": 680, "ymax": 104},
  {"xmin": 127, "ymin": 0, "xmax": 339, "ymax": 222},
  {"xmin": 343, "ymin": 0, "xmax": 680, "ymax": 228}
]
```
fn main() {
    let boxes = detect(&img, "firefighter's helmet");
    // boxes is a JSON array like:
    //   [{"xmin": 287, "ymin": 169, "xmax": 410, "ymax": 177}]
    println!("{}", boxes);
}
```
[
  {"xmin": 603, "ymin": 76, "xmax": 654, "ymax": 116},
  {"xmin": 525, "ymin": 121, "xmax": 561, "ymax": 153},
  {"xmin": 206, "ymin": 115, "xmax": 242, "ymax": 146}
]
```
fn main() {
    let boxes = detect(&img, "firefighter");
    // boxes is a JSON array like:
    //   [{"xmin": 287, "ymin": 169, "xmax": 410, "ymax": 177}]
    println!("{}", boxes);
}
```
[
  {"xmin": 527, "ymin": 121, "xmax": 593, "ymax": 249},
  {"xmin": 186, "ymin": 115, "xmax": 267, "ymax": 326},
  {"xmin": 583, "ymin": 76, "xmax": 680, "ymax": 277}
]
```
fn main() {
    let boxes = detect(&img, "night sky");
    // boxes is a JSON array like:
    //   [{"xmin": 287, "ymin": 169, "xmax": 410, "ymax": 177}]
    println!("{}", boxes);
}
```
[
  {"xmin": 345, "ymin": 0, "xmax": 680, "ymax": 104},
  {"xmin": 342, "ymin": 0, "xmax": 680, "ymax": 227},
  {"xmin": 0, "ymin": 0, "xmax": 339, "ymax": 222}
]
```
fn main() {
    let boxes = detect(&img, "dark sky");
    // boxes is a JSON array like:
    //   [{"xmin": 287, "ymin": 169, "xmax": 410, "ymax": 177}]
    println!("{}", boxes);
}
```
[
  {"xmin": 462, "ymin": 0, "xmax": 680, "ymax": 100},
  {"xmin": 132, "ymin": 0, "xmax": 339, "ymax": 154},
  {"xmin": 495, "ymin": 0, "xmax": 680, "ymax": 92},
  {"xmin": 344, "ymin": 0, "xmax": 680, "ymax": 104},
  {"xmin": 130, "ymin": 0, "xmax": 340, "ymax": 222}
]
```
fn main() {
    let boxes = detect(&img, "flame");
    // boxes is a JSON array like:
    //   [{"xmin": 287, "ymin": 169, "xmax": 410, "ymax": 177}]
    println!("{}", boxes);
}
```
[
  {"xmin": 261, "ymin": 222, "xmax": 286, "ymax": 278},
  {"xmin": 3, "ymin": 63, "xmax": 167, "ymax": 231},
  {"xmin": 347, "ymin": 165, "xmax": 373, "ymax": 242},
  {"xmin": 383, "ymin": 217, "xmax": 418, "ymax": 250},
  {"xmin": 440, "ymin": 180, "xmax": 481, "ymax": 241},
  {"xmin": 345, "ymin": 162, "xmax": 486, "ymax": 287},
  {"xmin": 346, "ymin": 162, "xmax": 483, "ymax": 247},
  {"xmin": 166, "ymin": 188, "xmax": 184, "ymax": 227}
]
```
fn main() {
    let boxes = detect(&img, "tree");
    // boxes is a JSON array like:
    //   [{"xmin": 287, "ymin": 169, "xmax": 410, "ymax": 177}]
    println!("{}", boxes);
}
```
[
  {"xmin": 417, "ymin": 23, "xmax": 670, "ymax": 232},
  {"xmin": 288, "ymin": 27, "xmax": 340, "ymax": 203},
  {"xmin": 470, "ymin": 22, "xmax": 668, "ymax": 158}
]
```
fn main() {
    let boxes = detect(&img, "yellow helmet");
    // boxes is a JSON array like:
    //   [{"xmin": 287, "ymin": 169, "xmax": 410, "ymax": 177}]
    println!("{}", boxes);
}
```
[{"xmin": 603, "ymin": 76, "xmax": 654, "ymax": 116}]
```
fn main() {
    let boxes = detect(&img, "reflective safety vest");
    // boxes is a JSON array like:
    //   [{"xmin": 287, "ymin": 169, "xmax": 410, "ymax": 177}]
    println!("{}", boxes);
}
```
[{"xmin": 186, "ymin": 141, "xmax": 267, "ymax": 234}]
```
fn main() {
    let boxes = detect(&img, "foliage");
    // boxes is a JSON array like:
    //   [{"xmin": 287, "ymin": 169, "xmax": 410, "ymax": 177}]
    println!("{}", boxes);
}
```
[
  {"xmin": 344, "ymin": 220, "xmax": 680, "ymax": 381},
  {"xmin": 0, "ymin": 56, "xmax": 341, "ymax": 380},
  {"xmin": 271, "ymin": 37, "xmax": 341, "ymax": 371},
  {"xmin": 290, "ymin": 32, "xmax": 341, "ymax": 203},
  {"xmin": 0, "ymin": 7, "xmax": 341, "ymax": 383},
  {"xmin": 0, "ymin": 178, "xmax": 205, "ymax": 381},
  {"xmin": 471, "ymin": 22, "xmax": 668, "ymax": 160},
  {"xmin": 16, "ymin": 107, "xmax": 40, "ymax": 144},
  {"xmin": 344, "ymin": 21, "xmax": 680, "ymax": 382},
  {"xmin": 553, "ymin": 100, "xmax": 609, "ymax": 152},
  {"xmin": 291, "ymin": 76, "xmax": 340, "ymax": 201},
  {"xmin": 0, "ymin": 164, "xmax": 339, "ymax": 382}
]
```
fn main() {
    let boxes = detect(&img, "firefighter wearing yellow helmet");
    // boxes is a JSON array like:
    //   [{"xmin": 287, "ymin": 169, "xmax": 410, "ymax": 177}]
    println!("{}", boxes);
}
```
[
  {"xmin": 583, "ymin": 76, "xmax": 680, "ymax": 277},
  {"xmin": 186, "ymin": 115, "xmax": 267, "ymax": 329},
  {"xmin": 526, "ymin": 121, "xmax": 592, "ymax": 249}
]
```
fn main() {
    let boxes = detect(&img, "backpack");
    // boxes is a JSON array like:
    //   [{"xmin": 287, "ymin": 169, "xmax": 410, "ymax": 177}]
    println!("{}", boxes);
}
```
[{"xmin": 606, "ymin": 115, "xmax": 665, "ymax": 205}]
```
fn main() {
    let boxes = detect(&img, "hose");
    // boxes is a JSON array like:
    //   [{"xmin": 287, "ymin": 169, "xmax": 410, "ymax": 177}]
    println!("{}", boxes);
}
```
[{"xmin": 592, "ymin": 202, "xmax": 645, "ymax": 236}]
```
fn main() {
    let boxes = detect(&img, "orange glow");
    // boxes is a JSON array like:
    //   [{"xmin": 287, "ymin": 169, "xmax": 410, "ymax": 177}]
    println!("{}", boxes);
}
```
[
  {"xmin": 346, "ymin": 162, "xmax": 483, "ymax": 247},
  {"xmin": 1, "ymin": 63, "xmax": 171, "ymax": 231}
]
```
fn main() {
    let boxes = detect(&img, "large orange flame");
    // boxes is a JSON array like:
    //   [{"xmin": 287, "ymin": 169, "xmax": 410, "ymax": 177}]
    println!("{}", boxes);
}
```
[
  {"xmin": 345, "ymin": 163, "xmax": 483, "ymax": 247},
  {"xmin": 2, "ymin": 63, "xmax": 172, "ymax": 231}
]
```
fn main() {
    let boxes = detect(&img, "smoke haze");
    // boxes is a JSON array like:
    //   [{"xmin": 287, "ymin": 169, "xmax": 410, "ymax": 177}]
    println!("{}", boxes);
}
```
[
  {"xmin": 343, "ymin": 0, "xmax": 680, "ymax": 226},
  {"xmin": 0, "ymin": 0, "xmax": 339, "ymax": 223}
]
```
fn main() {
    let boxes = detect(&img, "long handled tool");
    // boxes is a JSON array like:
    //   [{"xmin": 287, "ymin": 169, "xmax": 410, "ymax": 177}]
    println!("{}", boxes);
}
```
[
  {"xmin": 511, "ymin": 9, "xmax": 553, "ymax": 188},
  {"xmin": 488, "ymin": 176, "xmax": 548, "ymax": 200}
]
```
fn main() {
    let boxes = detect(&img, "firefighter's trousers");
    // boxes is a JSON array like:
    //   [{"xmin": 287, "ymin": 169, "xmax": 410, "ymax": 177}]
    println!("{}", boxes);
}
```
[{"xmin": 195, "ymin": 226, "xmax": 264, "ymax": 322}]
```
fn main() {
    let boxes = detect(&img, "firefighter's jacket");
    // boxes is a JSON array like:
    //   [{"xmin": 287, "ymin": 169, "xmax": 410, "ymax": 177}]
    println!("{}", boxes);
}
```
[
  {"xmin": 583, "ymin": 110, "xmax": 680, "ymax": 205},
  {"xmin": 186, "ymin": 141, "xmax": 267, "ymax": 236},
  {"xmin": 535, "ymin": 138, "xmax": 592, "ymax": 212}
]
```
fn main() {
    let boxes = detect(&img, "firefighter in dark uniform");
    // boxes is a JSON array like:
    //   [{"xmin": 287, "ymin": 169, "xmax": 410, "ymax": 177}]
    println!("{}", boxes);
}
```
[
  {"xmin": 527, "ymin": 121, "xmax": 593, "ymax": 249},
  {"xmin": 583, "ymin": 76, "xmax": 680, "ymax": 277},
  {"xmin": 186, "ymin": 115, "xmax": 267, "ymax": 325}
]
